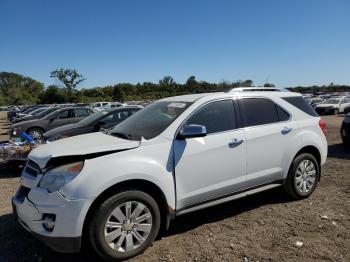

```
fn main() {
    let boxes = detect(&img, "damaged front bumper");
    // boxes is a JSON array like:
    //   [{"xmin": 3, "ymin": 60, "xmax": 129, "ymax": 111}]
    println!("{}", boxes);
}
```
[{"xmin": 12, "ymin": 168, "xmax": 93, "ymax": 253}]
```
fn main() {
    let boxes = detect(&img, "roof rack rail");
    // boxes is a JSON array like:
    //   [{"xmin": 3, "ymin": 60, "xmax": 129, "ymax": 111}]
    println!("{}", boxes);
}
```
[{"xmin": 228, "ymin": 87, "xmax": 281, "ymax": 92}]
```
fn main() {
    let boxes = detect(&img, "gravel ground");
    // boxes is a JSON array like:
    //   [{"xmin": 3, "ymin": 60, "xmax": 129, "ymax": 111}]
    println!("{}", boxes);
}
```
[{"xmin": 0, "ymin": 112, "xmax": 349, "ymax": 262}]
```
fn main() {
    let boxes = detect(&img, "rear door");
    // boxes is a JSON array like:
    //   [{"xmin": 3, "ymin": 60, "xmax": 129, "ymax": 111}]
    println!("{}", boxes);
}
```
[
  {"xmin": 72, "ymin": 108, "xmax": 93, "ymax": 123},
  {"xmin": 174, "ymin": 99, "xmax": 246, "ymax": 210},
  {"xmin": 237, "ymin": 97, "xmax": 298, "ymax": 187},
  {"xmin": 340, "ymin": 98, "xmax": 350, "ymax": 113}
]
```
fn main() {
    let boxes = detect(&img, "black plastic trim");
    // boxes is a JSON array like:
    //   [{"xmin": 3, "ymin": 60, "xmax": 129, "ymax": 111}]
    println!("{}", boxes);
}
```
[{"xmin": 176, "ymin": 180, "xmax": 283, "ymax": 213}]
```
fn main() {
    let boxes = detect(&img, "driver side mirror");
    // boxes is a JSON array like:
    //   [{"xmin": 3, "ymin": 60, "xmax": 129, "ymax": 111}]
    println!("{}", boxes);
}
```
[{"xmin": 177, "ymin": 124, "xmax": 207, "ymax": 139}]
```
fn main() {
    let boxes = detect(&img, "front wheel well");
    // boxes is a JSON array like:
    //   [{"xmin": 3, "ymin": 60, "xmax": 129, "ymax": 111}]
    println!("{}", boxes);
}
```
[
  {"xmin": 26, "ymin": 126, "xmax": 45, "ymax": 133},
  {"xmin": 82, "ymin": 179, "xmax": 170, "ymax": 243}
]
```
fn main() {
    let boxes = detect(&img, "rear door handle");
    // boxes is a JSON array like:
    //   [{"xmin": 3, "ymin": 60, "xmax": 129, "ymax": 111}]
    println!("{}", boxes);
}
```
[
  {"xmin": 228, "ymin": 138, "xmax": 244, "ymax": 148},
  {"xmin": 281, "ymin": 127, "xmax": 293, "ymax": 135}
]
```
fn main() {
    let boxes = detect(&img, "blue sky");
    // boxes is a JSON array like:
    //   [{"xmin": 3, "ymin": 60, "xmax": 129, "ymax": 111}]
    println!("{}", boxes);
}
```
[{"xmin": 1, "ymin": 0, "xmax": 349, "ymax": 88}]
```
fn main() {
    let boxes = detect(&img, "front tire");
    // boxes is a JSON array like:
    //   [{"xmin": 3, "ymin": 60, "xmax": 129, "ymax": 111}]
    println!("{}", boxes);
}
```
[
  {"xmin": 27, "ymin": 127, "xmax": 44, "ymax": 141},
  {"xmin": 284, "ymin": 153, "xmax": 320, "ymax": 199},
  {"xmin": 89, "ymin": 190, "xmax": 161, "ymax": 261}
]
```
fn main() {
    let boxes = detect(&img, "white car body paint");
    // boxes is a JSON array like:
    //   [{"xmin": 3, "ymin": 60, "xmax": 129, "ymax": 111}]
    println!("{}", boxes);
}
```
[
  {"xmin": 316, "ymin": 96, "xmax": 350, "ymax": 113},
  {"xmin": 13, "ymin": 91, "xmax": 328, "ymax": 253}
]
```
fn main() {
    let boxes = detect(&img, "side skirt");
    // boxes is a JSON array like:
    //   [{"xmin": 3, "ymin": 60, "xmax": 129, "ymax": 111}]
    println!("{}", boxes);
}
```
[{"xmin": 176, "ymin": 182, "xmax": 282, "ymax": 216}]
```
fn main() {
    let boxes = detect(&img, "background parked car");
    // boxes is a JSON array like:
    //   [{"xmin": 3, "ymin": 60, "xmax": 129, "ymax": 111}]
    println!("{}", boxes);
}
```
[
  {"xmin": 8, "ymin": 105, "xmax": 46, "ymax": 122},
  {"xmin": 341, "ymin": 113, "xmax": 350, "ymax": 146},
  {"xmin": 90, "ymin": 102, "xmax": 111, "ymax": 110},
  {"xmin": 315, "ymin": 96, "xmax": 350, "ymax": 115},
  {"xmin": 344, "ymin": 105, "xmax": 350, "ymax": 115},
  {"xmin": 307, "ymin": 97, "xmax": 325, "ymax": 109},
  {"xmin": 44, "ymin": 105, "xmax": 142, "ymax": 142},
  {"xmin": 101, "ymin": 102, "xmax": 126, "ymax": 109},
  {"xmin": 12, "ymin": 107, "xmax": 60, "ymax": 123},
  {"xmin": 10, "ymin": 107, "xmax": 95, "ymax": 140}
]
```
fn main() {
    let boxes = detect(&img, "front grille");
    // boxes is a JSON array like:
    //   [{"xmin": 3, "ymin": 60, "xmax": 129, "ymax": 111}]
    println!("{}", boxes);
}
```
[
  {"xmin": 25, "ymin": 160, "xmax": 41, "ymax": 177},
  {"xmin": 16, "ymin": 186, "xmax": 31, "ymax": 203}
]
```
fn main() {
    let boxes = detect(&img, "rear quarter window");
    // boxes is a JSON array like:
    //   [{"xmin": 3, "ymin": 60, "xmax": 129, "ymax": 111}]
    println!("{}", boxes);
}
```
[{"xmin": 282, "ymin": 96, "xmax": 319, "ymax": 117}]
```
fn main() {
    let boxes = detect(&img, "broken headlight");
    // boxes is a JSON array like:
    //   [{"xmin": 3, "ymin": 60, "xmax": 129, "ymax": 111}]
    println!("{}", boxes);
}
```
[{"xmin": 39, "ymin": 161, "xmax": 84, "ymax": 193}]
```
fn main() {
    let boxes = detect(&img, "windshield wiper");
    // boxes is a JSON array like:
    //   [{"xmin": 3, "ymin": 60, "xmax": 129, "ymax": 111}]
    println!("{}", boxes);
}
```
[{"xmin": 110, "ymin": 132, "xmax": 133, "ymax": 140}]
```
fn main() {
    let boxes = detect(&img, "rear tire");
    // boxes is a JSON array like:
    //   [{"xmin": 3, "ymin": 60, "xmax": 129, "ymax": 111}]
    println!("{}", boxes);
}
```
[
  {"xmin": 89, "ymin": 190, "xmax": 161, "ymax": 261},
  {"xmin": 341, "ymin": 128, "xmax": 350, "ymax": 147},
  {"xmin": 284, "ymin": 153, "xmax": 320, "ymax": 199}
]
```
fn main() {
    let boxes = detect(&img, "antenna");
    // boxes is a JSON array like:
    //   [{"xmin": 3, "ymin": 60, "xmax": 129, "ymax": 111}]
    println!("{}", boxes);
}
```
[{"xmin": 265, "ymin": 75, "xmax": 270, "ymax": 85}]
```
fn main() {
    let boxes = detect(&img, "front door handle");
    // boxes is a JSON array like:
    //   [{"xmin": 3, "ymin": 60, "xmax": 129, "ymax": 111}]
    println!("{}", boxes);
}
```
[
  {"xmin": 228, "ymin": 138, "xmax": 244, "ymax": 148},
  {"xmin": 281, "ymin": 127, "xmax": 293, "ymax": 135}
]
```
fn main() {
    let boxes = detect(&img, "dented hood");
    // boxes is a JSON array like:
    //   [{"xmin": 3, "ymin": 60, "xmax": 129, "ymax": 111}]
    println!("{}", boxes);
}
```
[{"xmin": 29, "ymin": 132, "xmax": 140, "ymax": 168}]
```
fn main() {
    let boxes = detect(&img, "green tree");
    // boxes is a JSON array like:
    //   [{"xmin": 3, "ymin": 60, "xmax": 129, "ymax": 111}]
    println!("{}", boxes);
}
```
[
  {"xmin": 50, "ymin": 69, "xmax": 86, "ymax": 102},
  {"xmin": 40, "ymin": 85, "xmax": 68, "ymax": 104},
  {"xmin": 112, "ymin": 86, "xmax": 125, "ymax": 102},
  {"xmin": 159, "ymin": 76, "xmax": 177, "ymax": 95},
  {"xmin": 0, "ymin": 72, "xmax": 44, "ymax": 105},
  {"xmin": 240, "ymin": 79, "xmax": 253, "ymax": 87}
]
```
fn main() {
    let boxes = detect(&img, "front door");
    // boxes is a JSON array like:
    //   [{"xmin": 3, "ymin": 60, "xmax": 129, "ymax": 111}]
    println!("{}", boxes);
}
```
[
  {"xmin": 48, "ymin": 109, "xmax": 73, "ymax": 129},
  {"xmin": 174, "ymin": 99, "xmax": 246, "ymax": 210}
]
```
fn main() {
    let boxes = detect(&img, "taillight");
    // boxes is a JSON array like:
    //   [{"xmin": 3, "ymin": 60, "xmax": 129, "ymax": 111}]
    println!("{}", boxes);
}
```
[{"xmin": 319, "ymin": 119, "xmax": 327, "ymax": 135}]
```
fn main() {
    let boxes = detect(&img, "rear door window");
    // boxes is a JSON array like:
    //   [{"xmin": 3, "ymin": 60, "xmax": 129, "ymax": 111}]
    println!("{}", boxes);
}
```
[
  {"xmin": 239, "ymin": 98, "xmax": 279, "ymax": 127},
  {"xmin": 74, "ymin": 109, "xmax": 91, "ymax": 117},
  {"xmin": 282, "ymin": 96, "xmax": 318, "ymax": 117}
]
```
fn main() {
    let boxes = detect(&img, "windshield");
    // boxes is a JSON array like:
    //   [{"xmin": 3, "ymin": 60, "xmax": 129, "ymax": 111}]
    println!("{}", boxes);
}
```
[
  {"xmin": 324, "ymin": 98, "xmax": 340, "ymax": 104},
  {"xmin": 111, "ymin": 101, "xmax": 192, "ymax": 140},
  {"xmin": 78, "ymin": 111, "xmax": 108, "ymax": 125},
  {"xmin": 31, "ymin": 108, "xmax": 48, "ymax": 116},
  {"xmin": 38, "ymin": 108, "xmax": 57, "ymax": 118}
]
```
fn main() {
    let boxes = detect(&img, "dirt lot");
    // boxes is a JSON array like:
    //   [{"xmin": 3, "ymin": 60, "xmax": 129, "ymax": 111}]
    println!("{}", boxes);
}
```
[{"xmin": 0, "ymin": 111, "xmax": 349, "ymax": 262}]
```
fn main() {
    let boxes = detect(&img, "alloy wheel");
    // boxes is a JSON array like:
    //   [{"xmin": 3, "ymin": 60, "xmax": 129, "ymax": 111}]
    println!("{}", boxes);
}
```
[
  {"xmin": 295, "ymin": 159, "xmax": 316, "ymax": 193},
  {"xmin": 104, "ymin": 201, "xmax": 153, "ymax": 252}
]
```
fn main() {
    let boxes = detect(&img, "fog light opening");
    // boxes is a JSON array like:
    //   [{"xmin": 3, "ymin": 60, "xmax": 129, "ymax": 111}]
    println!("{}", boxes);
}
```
[{"xmin": 42, "ymin": 214, "xmax": 56, "ymax": 232}]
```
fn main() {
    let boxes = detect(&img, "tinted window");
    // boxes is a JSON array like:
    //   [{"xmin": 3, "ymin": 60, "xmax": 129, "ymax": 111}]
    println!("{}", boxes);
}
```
[
  {"xmin": 104, "ymin": 110, "xmax": 130, "ymax": 124},
  {"xmin": 74, "ymin": 109, "xmax": 91, "ymax": 117},
  {"xmin": 185, "ymin": 100, "xmax": 235, "ymax": 134},
  {"xmin": 239, "ymin": 98, "xmax": 279, "ymax": 127},
  {"xmin": 276, "ymin": 105, "xmax": 290, "ymax": 121},
  {"xmin": 282, "ymin": 96, "xmax": 318, "ymax": 117},
  {"xmin": 56, "ymin": 110, "xmax": 70, "ymax": 119}
]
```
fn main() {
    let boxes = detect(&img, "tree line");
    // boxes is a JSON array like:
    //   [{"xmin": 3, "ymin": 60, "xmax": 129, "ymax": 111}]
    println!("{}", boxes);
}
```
[{"xmin": 0, "ymin": 70, "xmax": 349, "ymax": 106}]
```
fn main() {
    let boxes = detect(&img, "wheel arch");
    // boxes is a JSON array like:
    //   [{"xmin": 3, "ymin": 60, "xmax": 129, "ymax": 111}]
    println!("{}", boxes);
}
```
[
  {"xmin": 26, "ymin": 126, "xmax": 45, "ymax": 133},
  {"xmin": 290, "ymin": 145, "xmax": 322, "ymax": 181},
  {"xmin": 82, "ymin": 179, "xmax": 172, "ymax": 242},
  {"xmin": 295, "ymin": 145, "xmax": 321, "ymax": 167}
]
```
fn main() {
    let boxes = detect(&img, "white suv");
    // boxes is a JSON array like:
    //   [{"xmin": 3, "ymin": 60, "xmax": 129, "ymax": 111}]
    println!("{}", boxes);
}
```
[
  {"xmin": 315, "ymin": 96, "xmax": 350, "ymax": 114},
  {"xmin": 12, "ymin": 91, "xmax": 327, "ymax": 260}
]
